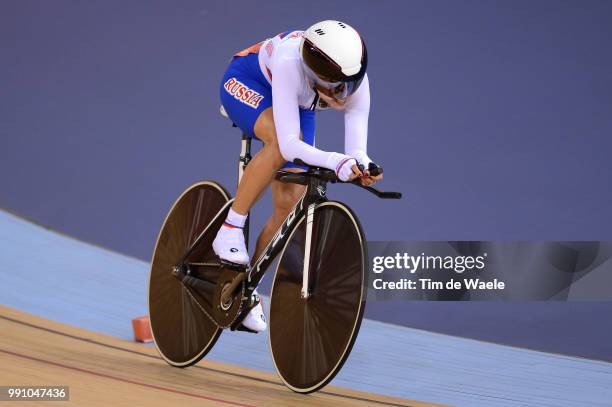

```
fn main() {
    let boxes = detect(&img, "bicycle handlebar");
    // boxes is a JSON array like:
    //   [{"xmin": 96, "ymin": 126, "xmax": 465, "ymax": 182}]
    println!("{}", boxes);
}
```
[{"xmin": 276, "ymin": 159, "xmax": 402, "ymax": 199}]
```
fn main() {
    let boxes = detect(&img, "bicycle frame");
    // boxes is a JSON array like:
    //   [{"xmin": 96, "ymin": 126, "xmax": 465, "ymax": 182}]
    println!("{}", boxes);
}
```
[{"xmin": 176, "ymin": 133, "xmax": 330, "ymax": 304}]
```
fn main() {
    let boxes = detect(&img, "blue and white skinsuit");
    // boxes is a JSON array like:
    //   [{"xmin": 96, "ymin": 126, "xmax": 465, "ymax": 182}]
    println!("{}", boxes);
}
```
[{"xmin": 219, "ymin": 30, "xmax": 372, "ymax": 173}]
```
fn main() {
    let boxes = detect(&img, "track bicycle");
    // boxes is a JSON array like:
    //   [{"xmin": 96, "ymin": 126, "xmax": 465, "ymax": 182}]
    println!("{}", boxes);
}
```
[{"xmin": 148, "ymin": 126, "xmax": 401, "ymax": 393}]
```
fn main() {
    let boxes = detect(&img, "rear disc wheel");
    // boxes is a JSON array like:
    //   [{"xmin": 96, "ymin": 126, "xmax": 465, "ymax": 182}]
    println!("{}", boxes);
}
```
[{"xmin": 148, "ymin": 181, "xmax": 230, "ymax": 367}]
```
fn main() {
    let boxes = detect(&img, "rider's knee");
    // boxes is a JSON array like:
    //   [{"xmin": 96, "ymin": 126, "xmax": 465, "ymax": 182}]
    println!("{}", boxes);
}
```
[
  {"xmin": 254, "ymin": 121, "xmax": 286, "ymax": 168},
  {"xmin": 254, "ymin": 109, "xmax": 276, "ymax": 143},
  {"xmin": 264, "ymin": 140, "xmax": 286, "ymax": 168}
]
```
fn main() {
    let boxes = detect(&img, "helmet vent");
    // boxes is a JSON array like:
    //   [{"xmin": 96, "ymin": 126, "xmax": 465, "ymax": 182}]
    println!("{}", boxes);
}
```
[
  {"xmin": 314, "ymin": 28, "xmax": 325, "ymax": 35},
  {"xmin": 338, "ymin": 22, "xmax": 347, "ymax": 28}
]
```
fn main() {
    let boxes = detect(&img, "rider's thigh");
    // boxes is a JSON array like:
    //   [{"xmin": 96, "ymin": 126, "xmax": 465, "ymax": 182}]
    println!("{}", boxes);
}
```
[
  {"xmin": 253, "ymin": 107, "xmax": 278, "ymax": 146},
  {"xmin": 254, "ymin": 107, "xmax": 315, "ymax": 154},
  {"xmin": 255, "ymin": 108, "xmax": 305, "ymax": 211}
]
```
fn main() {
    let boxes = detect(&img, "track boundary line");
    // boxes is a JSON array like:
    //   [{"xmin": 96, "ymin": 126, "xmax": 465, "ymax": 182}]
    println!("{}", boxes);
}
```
[
  {"xmin": 0, "ymin": 348, "xmax": 254, "ymax": 407},
  {"xmin": 0, "ymin": 314, "xmax": 414, "ymax": 407}
]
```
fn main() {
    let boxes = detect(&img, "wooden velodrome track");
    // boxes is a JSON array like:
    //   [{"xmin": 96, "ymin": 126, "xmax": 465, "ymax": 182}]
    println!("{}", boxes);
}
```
[{"xmin": 0, "ymin": 305, "xmax": 441, "ymax": 406}]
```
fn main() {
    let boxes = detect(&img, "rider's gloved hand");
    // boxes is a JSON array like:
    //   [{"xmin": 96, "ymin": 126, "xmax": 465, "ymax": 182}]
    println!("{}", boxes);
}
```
[{"xmin": 336, "ymin": 157, "xmax": 362, "ymax": 181}]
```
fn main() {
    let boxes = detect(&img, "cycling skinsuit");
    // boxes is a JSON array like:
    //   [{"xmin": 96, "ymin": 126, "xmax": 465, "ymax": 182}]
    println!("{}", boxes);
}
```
[
  {"xmin": 220, "ymin": 36, "xmax": 313, "ymax": 169},
  {"xmin": 220, "ymin": 30, "xmax": 371, "ymax": 172}
]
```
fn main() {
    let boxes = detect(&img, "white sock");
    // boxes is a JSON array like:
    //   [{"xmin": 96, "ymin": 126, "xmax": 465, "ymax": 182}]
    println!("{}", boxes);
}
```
[{"xmin": 224, "ymin": 208, "xmax": 247, "ymax": 228}]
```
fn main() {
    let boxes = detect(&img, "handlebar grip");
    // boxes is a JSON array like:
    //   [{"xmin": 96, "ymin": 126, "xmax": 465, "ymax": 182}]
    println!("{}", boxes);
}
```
[
  {"xmin": 368, "ymin": 162, "xmax": 383, "ymax": 177},
  {"xmin": 380, "ymin": 191, "xmax": 402, "ymax": 199}
]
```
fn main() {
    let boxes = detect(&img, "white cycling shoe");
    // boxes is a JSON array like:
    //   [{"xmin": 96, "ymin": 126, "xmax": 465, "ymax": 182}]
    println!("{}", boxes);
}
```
[
  {"xmin": 240, "ymin": 294, "xmax": 267, "ymax": 333},
  {"xmin": 212, "ymin": 225, "xmax": 249, "ymax": 265}
]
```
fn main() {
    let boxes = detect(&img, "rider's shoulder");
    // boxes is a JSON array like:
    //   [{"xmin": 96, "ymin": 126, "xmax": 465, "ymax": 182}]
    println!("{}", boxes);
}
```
[
  {"xmin": 272, "ymin": 36, "xmax": 301, "ymax": 57},
  {"xmin": 270, "ymin": 44, "xmax": 302, "ymax": 71}
]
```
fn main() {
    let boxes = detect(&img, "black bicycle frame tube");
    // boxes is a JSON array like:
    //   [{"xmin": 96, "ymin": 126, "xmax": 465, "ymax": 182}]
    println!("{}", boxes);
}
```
[{"xmin": 245, "ymin": 177, "xmax": 327, "ymax": 291}]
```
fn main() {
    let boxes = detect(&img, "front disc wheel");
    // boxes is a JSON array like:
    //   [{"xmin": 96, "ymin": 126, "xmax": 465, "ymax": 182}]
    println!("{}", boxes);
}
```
[{"xmin": 269, "ymin": 201, "xmax": 367, "ymax": 393}]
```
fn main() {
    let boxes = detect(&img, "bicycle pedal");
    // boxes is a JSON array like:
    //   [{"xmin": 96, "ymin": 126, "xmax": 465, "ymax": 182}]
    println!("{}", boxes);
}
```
[
  {"xmin": 230, "ymin": 293, "xmax": 260, "ymax": 331},
  {"xmin": 219, "ymin": 259, "xmax": 248, "ymax": 272},
  {"xmin": 234, "ymin": 323, "xmax": 259, "ymax": 334},
  {"xmin": 240, "ymin": 295, "xmax": 259, "ymax": 308}
]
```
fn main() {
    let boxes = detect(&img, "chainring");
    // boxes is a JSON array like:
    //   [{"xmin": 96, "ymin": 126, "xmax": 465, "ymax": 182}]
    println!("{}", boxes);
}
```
[{"xmin": 212, "ymin": 269, "xmax": 246, "ymax": 328}]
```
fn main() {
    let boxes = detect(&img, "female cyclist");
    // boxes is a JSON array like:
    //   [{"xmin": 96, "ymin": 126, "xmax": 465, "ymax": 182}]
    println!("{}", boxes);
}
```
[{"xmin": 213, "ymin": 20, "xmax": 382, "ymax": 332}]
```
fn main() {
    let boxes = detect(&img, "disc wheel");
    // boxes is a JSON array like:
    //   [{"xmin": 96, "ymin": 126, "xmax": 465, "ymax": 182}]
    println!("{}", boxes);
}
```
[
  {"xmin": 149, "ymin": 181, "xmax": 230, "ymax": 367},
  {"xmin": 269, "ymin": 201, "xmax": 367, "ymax": 393}
]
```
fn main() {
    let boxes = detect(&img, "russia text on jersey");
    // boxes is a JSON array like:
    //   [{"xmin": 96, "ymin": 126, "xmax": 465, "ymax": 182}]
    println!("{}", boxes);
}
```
[{"xmin": 223, "ymin": 78, "xmax": 265, "ymax": 108}]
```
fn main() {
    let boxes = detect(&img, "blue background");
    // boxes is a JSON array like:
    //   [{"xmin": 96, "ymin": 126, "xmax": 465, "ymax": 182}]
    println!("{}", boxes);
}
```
[{"xmin": 1, "ymin": 0, "xmax": 611, "ymax": 359}]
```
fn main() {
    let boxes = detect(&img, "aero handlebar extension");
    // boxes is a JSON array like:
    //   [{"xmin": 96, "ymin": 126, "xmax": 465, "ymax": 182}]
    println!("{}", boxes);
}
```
[{"xmin": 276, "ymin": 159, "xmax": 402, "ymax": 199}]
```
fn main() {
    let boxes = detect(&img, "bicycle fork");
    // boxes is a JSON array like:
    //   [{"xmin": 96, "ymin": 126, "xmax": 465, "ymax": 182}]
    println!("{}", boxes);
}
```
[{"xmin": 301, "ymin": 203, "xmax": 315, "ymax": 299}]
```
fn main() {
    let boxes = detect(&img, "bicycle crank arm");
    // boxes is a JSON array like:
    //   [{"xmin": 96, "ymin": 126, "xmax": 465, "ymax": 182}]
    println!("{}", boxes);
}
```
[{"xmin": 219, "ymin": 269, "xmax": 246, "ymax": 305}]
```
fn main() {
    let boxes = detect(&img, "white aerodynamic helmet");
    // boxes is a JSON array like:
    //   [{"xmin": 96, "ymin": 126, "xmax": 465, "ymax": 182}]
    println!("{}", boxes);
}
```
[{"xmin": 300, "ymin": 20, "xmax": 368, "ymax": 100}]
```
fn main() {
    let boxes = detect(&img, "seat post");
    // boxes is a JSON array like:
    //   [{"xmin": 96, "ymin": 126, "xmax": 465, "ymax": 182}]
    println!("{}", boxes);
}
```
[
  {"xmin": 238, "ymin": 133, "xmax": 252, "ymax": 250},
  {"xmin": 238, "ymin": 133, "xmax": 252, "ymax": 184}
]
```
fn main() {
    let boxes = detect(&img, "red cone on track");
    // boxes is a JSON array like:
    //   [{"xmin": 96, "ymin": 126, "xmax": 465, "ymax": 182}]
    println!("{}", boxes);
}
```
[{"xmin": 131, "ymin": 316, "xmax": 153, "ymax": 343}]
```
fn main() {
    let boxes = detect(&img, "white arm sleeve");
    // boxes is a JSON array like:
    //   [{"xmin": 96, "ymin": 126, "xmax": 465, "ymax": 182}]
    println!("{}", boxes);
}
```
[
  {"xmin": 272, "ymin": 58, "xmax": 350, "ymax": 171},
  {"xmin": 344, "ymin": 74, "xmax": 372, "ymax": 166}
]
